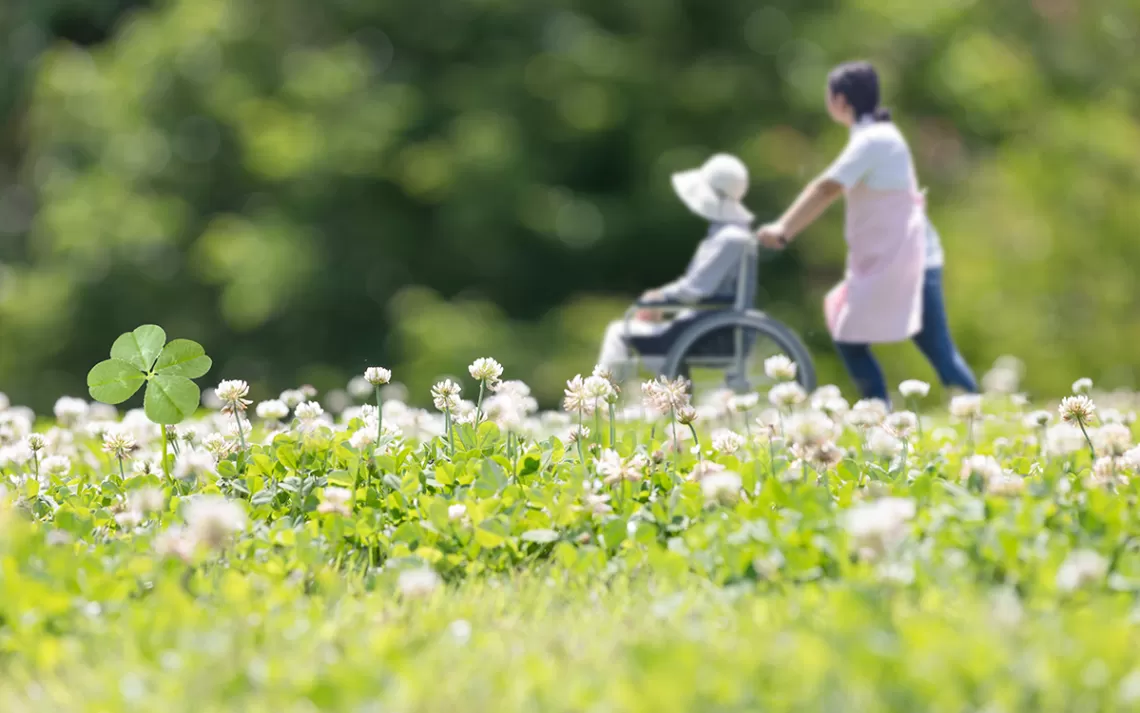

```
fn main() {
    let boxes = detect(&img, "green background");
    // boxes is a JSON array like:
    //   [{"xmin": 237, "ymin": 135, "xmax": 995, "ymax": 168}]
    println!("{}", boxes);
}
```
[{"xmin": 1, "ymin": 0, "xmax": 1138, "ymax": 409}]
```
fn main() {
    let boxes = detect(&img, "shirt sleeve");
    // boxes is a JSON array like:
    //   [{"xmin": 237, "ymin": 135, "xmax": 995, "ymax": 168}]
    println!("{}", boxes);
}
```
[
  {"xmin": 822, "ymin": 132, "xmax": 877, "ymax": 188},
  {"xmin": 659, "ymin": 232, "xmax": 749, "ymax": 303}
]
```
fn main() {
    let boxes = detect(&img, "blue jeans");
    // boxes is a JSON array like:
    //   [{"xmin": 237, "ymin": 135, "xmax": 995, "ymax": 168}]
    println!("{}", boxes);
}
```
[{"xmin": 835, "ymin": 268, "xmax": 978, "ymax": 403}]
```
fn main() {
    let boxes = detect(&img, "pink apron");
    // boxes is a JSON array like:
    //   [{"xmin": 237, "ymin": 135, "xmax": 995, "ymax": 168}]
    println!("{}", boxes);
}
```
[{"xmin": 824, "ymin": 182, "xmax": 926, "ymax": 344}]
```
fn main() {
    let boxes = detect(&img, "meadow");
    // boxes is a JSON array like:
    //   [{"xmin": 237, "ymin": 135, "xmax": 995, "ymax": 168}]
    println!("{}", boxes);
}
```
[{"xmin": 2, "ymin": 351, "xmax": 1140, "ymax": 712}]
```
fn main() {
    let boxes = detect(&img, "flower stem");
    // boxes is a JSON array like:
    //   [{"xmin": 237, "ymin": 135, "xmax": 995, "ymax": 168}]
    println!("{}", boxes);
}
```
[
  {"xmin": 1077, "ymin": 418, "xmax": 1097, "ymax": 462},
  {"xmin": 608, "ymin": 402, "xmax": 617, "ymax": 450},
  {"xmin": 374, "ymin": 386, "xmax": 384, "ymax": 451},
  {"xmin": 161, "ymin": 428, "xmax": 169, "ymax": 479},
  {"xmin": 687, "ymin": 423, "xmax": 702, "ymax": 467},
  {"xmin": 117, "ymin": 456, "xmax": 125, "ymax": 481},
  {"xmin": 670, "ymin": 407, "xmax": 680, "ymax": 475},
  {"xmin": 445, "ymin": 408, "xmax": 454, "ymax": 458},
  {"xmin": 233, "ymin": 412, "xmax": 247, "ymax": 453},
  {"xmin": 909, "ymin": 397, "xmax": 923, "ymax": 441},
  {"xmin": 476, "ymin": 381, "xmax": 485, "ymax": 428}
]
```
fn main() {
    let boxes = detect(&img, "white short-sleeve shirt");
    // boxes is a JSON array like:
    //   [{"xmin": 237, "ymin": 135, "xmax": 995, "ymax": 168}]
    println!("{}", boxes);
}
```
[{"xmin": 823, "ymin": 117, "xmax": 944, "ymax": 268}]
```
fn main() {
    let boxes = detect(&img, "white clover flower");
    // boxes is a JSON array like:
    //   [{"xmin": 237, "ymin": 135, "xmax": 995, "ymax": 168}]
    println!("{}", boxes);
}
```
[
  {"xmin": 1024, "ymin": 410, "xmax": 1053, "ymax": 429},
  {"xmin": 847, "ymin": 399, "xmax": 888, "ymax": 429},
  {"xmin": 42, "ymin": 455, "xmax": 72, "ymax": 478},
  {"xmin": 279, "ymin": 389, "xmax": 306, "ymax": 409},
  {"xmin": 810, "ymin": 384, "xmax": 842, "ymax": 407},
  {"xmin": 786, "ymin": 410, "xmax": 837, "ymax": 449},
  {"xmin": 1060, "ymin": 395, "xmax": 1096, "ymax": 425},
  {"xmin": 172, "ymin": 448, "xmax": 216, "ymax": 481},
  {"xmin": 675, "ymin": 405, "xmax": 698, "ymax": 426},
  {"xmin": 256, "ymin": 399, "xmax": 289, "ymax": 421},
  {"xmin": 102, "ymin": 428, "xmax": 138, "ymax": 461},
  {"xmin": 987, "ymin": 473, "xmax": 1026, "ymax": 496},
  {"xmin": 114, "ymin": 510, "xmax": 144, "ymax": 529},
  {"xmin": 764, "ymin": 355, "xmax": 797, "ymax": 382},
  {"xmin": 563, "ymin": 375, "xmax": 594, "ymax": 415},
  {"xmin": 583, "ymin": 492, "xmax": 613, "ymax": 516},
  {"xmin": 127, "ymin": 487, "xmax": 165, "ymax": 515},
  {"xmin": 348, "ymin": 376, "xmax": 374, "ymax": 399},
  {"xmin": 687, "ymin": 460, "xmax": 727, "ymax": 482},
  {"xmin": 397, "ymin": 568, "xmax": 442, "ymax": 599},
  {"xmin": 432, "ymin": 380, "xmax": 462, "ymax": 413},
  {"xmin": 594, "ymin": 448, "xmax": 645, "ymax": 485},
  {"xmin": 845, "ymin": 497, "xmax": 915, "ymax": 559},
  {"xmin": 949, "ymin": 394, "xmax": 984, "ymax": 420},
  {"xmin": 364, "ymin": 367, "xmax": 392, "ymax": 387},
  {"xmin": 710, "ymin": 429, "xmax": 747, "ymax": 456},
  {"xmin": 184, "ymin": 495, "xmax": 246, "ymax": 550},
  {"xmin": 810, "ymin": 441, "xmax": 846, "ymax": 468},
  {"xmin": 1072, "ymin": 378, "xmax": 1094, "ymax": 395},
  {"xmin": 468, "ymin": 358, "xmax": 504, "ymax": 387},
  {"xmin": 1094, "ymin": 423, "xmax": 1133, "ymax": 458},
  {"xmin": 729, "ymin": 392, "xmax": 760, "ymax": 413},
  {"xmin": 448, "ymin": 503, "xmax": 468, "ymax": 521},
  {"xmin": 53, "ymin": 397, "xmax": 89, "ymax": 427},
  {"xmin": 886, "ymin": 411, "xmax": 918, "ymax": 440},
  {"xmin": 201, "ymin": 433, "xmax": 236, "ymax": 460},
  {"xmin": 899, "ymin": 380, "xmax": 931, "ymax": 399},
  {"xmin": 131, "ymin": 455, "xmax": 161, "ymax": 477},
  {"xmin": 155, "ymin": 526, "xmax": 196, "ymax": 563},
  {"xmin": 1123, "ymin": 446, "xmax": 1140, "ymax": 471},
  {"xmin": 0, "ymin": 441, "xmax": 33, "ymax": 468},
  {"xmin": 215, "ymin": 380, "xmax": 252, "ymax": 414},
  {"xmin": 1045, "ymin": 424, "xmax": 1086, "ymax": 457},
  {"xmin": 317, "ymin": 487, "xmax": 353, "ymax": 516},
  {"xmin": 701, "ymin": 471, "xmax": 743, "ymax": 506},
  {"xmin": 295, "ymin": 401, "xmax": 325, "ymax": 423},
  {"xmin": 646, "ymin": 377, "xmax": 691, "ymax": 413},
  {"xmin": 867, "ymin": 428, "xmax": 902, "ymax": 460},
  {"xmin": 26, "ymin": 433, "xmax": 47, "ymax": 452},
  {"xmin": 1056, "ymin": 549, "xmax": 1108, "ymax": 593},
  {"xmin": 583, "ymin": 375, "xmax": 616, "ymax": 405},
  {"xmin": 960, "ymin": 455, "xmax": 1003, "ymax": 484},
  {"xmin": 817, "ymin": 396, "xmax": 850, "ymax": 419},
  {"xmin": 348, "ymin": 428, "xmax": 376, "ymax": 450},
  {"xmin": 566, "ymin": 424, "xmax": 591, "ymax": 444},
  {"xmin": 768, "ymin": 382, "xmax": 806, "ymax": 409}
]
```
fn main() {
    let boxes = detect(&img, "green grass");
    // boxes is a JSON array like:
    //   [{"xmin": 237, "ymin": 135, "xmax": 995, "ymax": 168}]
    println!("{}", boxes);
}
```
[{"xmin": 1, "ymin": 382, "xmax": 1140, "ymax": 711}]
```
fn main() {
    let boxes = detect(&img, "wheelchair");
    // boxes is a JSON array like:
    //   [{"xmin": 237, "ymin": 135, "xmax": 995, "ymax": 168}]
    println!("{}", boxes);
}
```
[{"xmin": 619, "ymin": 241, "xmax": 817, "ymax": 398}]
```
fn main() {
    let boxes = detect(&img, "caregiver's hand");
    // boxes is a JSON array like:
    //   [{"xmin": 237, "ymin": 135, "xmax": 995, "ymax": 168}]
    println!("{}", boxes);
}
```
[{"xmin": 756, "ymin": 223, "xmax": 789, "ymax": 249}]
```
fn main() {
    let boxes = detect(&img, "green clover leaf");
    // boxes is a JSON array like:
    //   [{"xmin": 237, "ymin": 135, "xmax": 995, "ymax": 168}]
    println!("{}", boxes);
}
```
[{"xmin": 87, "ymin": 325, "xmax": 213, "ymax": 425}]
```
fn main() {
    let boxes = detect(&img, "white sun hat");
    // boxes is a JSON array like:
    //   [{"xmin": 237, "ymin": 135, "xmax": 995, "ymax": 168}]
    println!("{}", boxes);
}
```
[{"xmin": 671, "ymin": 153, "xmax": 754, "ymax": 224}]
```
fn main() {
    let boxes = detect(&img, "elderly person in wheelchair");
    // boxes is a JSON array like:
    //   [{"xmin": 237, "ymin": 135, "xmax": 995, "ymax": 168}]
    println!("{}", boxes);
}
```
[{"xmin": 597, "ymin": 154, "xmax": 814, "ymax": 394}]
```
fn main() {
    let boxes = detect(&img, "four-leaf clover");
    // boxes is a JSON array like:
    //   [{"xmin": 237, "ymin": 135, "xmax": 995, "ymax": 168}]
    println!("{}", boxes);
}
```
[{"xmin": 87, "ymin": 325, "xmax": 212, "ymax": 424}]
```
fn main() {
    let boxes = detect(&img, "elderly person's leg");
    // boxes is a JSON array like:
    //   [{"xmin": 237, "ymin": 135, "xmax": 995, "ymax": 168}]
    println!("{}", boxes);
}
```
[
  {"xmin": 597, "ymin": 321, "xmax": 631, "ymax": 374},
  {"xmin": 597, "ymin": 319, "xmax": 668, "ymax": 382}
]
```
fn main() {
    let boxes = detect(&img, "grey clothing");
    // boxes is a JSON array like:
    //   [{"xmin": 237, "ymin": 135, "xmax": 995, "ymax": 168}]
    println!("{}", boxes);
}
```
[{"xmin": 658, "ymin": 221, "xmax": 752, "ymax": 303}]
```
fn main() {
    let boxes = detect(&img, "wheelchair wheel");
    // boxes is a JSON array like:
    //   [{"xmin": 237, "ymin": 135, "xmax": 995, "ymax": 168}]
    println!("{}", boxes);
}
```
[{"xmin": 660, "ymin": 311, "xmax": 816, "ymax": 402}]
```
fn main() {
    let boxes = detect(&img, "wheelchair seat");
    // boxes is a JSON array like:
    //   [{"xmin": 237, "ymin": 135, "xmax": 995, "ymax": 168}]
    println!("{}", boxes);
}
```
[{"xmin": 624, "ymin": 241, "xmax": 759, "ymax": 359}]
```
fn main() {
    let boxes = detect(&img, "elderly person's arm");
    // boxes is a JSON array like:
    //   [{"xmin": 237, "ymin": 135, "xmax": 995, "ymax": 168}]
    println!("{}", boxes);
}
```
[{"xmin": 639, "ymin": 231, "xmax": 750, "ymax": 317}]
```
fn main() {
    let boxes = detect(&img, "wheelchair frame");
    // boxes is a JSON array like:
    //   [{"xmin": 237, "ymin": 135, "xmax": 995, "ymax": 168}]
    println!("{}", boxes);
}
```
[{"xmin": 620, "ymin": 241, "xmax": 817, "ymax": 393}]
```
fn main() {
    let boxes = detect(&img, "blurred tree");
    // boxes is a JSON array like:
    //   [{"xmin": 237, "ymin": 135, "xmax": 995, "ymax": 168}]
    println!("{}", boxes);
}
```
[{"xmin": 0, "ymin": 0, "xmax": 1138, "ymax": 409}]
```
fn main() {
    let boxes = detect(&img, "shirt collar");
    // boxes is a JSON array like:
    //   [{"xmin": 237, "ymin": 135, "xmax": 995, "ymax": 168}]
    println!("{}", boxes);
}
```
[{"xmin": 851, "ymin": 114, "xmax": 877, "ymax": 133}]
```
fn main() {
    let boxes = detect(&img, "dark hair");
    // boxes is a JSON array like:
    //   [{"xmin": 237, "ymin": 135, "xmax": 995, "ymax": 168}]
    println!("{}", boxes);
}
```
[{"xmin": 827, "ymin": 61, "xmax": 891, "ymax": 122}]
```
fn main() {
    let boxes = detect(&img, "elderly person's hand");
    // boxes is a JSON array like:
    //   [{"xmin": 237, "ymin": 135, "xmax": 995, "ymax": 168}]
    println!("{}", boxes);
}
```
[
  {"xmin": 756, "ymin": 222, "xmax": 789, "ymax": 249},
  {"xmin": 635, "ymin": 289, "xmax": 668, "ymax": 321}
]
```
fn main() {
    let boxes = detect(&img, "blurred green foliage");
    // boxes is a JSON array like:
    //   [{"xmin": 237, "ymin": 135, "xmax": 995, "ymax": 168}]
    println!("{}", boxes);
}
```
[{"xmin": 1, "ymin": 0, "xmax": 1139, "ymax": 409}]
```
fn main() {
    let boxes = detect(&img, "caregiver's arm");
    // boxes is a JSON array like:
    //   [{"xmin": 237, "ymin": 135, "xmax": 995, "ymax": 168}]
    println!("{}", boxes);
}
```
[{"xmin": 757, "ymin": 178, "xmax": 844, "ymax": 247}]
